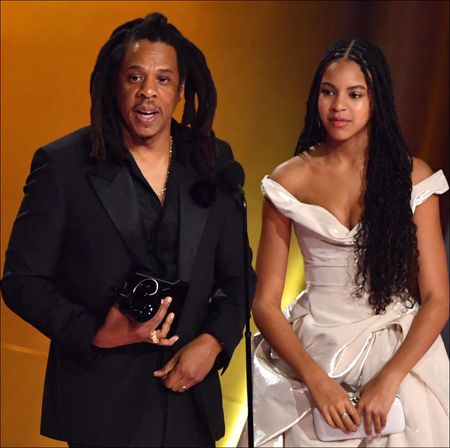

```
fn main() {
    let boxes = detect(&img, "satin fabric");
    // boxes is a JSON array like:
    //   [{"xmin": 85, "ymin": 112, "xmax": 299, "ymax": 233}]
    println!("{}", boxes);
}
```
[{"xmin": 251, "ymin": 171, "xmax": 449, "ymax": 447}]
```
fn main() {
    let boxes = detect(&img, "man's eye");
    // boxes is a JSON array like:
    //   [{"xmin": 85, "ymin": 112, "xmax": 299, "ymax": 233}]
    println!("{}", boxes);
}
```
[
  {"xmin": 158, "ymin": 77, "xmax": 170, "ymax": 84},
  {"xmin": 128, "ymin": 74, "xmax": 141, "ymax": 82}
]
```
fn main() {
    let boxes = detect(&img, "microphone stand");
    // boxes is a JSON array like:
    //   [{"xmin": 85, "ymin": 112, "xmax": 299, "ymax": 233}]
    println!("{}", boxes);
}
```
[{"xmin": 236, "ymin": 186, "xmax": 254, "ymax": 448}]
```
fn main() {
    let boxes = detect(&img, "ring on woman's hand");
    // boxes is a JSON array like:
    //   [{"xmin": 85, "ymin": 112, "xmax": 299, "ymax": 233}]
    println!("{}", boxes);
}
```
[
  {"xmin": 181, "ymin": 385, "xmax": 188, "ymax": 392},
  {"xmin": 150, "ymin": 330, "xmax": 159, "ymax": 344},
  {"xmin": 349, "ymin": 395, "xmax": 360, "ymax": 406},
  {"xmin": 340, "ymin": 411, "xmax": 349, "ymax": 419}
]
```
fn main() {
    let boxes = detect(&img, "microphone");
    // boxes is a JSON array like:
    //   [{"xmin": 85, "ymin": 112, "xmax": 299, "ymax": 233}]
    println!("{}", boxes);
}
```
[
  {"xmin": 190, "ymin": 160, "xmax": 245, "ymax": 208},
  {"xmin": 216, "ymin": 160, "xmax": 247, "ymax": 212},
  {"xmin": 217, "ymin": 159, "xmax": 254, "ymax": 447},
  {"xmin": 217, "ymin": 160, "xmax": 245, "ymax": 192}
]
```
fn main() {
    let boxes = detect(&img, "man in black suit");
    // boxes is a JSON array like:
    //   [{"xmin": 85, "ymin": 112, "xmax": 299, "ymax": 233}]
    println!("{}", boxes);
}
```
[{"xmin": 1, "ymin": 12, "xmax": 255, "ymax": 447}]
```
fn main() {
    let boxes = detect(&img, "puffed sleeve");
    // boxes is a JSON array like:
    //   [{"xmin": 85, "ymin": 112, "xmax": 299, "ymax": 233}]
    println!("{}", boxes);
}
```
[{"xmin": 410, "ymin": 170, "xmax": 449, "ymax": 214}]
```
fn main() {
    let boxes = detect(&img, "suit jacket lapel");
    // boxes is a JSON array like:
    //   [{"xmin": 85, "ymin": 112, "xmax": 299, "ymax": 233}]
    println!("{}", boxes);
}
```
[
  {"xmin": 88, "ymin": 158, "xmax": 152, "ymax": 269},
  {"xmin": 177, "ymin": 157, "xmax": 210, "ymax": 283}
]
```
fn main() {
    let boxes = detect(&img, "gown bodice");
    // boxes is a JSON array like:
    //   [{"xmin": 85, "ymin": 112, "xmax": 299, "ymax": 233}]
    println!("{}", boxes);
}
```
[
  {"xmin": 261, "ymin": 171, "xmax": 449, "ymax": 324},
  {"xmin": 261, "ymin": 170, "xmax": 448, "ymax": 284}
]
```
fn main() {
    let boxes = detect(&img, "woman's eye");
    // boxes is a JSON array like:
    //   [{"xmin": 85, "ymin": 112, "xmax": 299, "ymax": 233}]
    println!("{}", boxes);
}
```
[
  {"xmin": 350, "ymin": 91, "xmax": 363, "ymax": 99},
  {"xmin": 320, "ymin": 88, "xmax": 334, "ymax": 96}
]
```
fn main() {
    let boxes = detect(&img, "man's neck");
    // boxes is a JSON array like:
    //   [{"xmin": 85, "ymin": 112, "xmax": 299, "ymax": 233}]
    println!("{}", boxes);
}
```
[{"xmin": 123, "ymin": 130, "xmax": 172, "ymax": 162}]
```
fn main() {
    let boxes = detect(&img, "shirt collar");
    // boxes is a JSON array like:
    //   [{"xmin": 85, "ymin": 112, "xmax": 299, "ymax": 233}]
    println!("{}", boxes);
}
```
[{"xmin": 118, "ymin": 119, "xmax": 194, "ymax": 166}]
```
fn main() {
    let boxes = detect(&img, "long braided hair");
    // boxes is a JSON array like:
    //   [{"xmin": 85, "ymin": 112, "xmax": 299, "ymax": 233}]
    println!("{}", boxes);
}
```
[
  {"xmin": 90, "ymin": 12, "xmax": 218, "ymax": 172},
  {"xmin": 295, "ymin": 38, "xmax": 418, "ymax": 314}
]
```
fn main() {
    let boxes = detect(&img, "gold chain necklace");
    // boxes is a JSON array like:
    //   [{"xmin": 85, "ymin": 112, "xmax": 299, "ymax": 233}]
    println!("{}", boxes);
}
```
[{"xmin": 157, "ymin": 136, "xmax": 173, "ymax": 202}]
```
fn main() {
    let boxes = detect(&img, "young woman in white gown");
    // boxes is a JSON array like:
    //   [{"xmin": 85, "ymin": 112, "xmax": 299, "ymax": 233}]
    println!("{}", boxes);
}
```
[{"xmin": 251, "ymin": 38, "xmax": 449, "ymax": 447}]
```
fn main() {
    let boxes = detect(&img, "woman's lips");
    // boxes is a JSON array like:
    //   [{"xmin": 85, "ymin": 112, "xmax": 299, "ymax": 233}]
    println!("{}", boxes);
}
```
[{"xmin": 329, "ymin": 118, "xmax": 350, "ymax": 128}]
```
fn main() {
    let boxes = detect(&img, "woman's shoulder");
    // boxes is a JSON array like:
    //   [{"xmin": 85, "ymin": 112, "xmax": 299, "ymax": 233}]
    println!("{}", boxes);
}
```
[
  {"xmin": 269, "ymin": 151, "xmax": 318, "ymax": 193},
  {"xmin": 412, "ymin": 157, "xmax": 433, "ymax": 185}
]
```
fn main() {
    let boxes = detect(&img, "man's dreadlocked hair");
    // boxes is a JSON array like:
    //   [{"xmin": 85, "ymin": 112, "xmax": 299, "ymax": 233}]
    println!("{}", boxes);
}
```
[
  {"xmin": 90, "ymin": 12, "xmax": 218, "ymax": 172},
  {"xmin": 295, "ymin": 38, "xmax": 418, "ymax": 314}
]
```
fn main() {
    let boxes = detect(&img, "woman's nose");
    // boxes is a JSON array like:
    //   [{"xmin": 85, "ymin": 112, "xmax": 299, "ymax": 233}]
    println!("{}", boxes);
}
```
[{"xmin": 331, "ymin": 93, "xmax": 346, "ymax": 111}]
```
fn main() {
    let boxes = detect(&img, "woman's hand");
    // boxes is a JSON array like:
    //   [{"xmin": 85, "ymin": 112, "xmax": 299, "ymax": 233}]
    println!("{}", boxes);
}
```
[
  {"xmin": 309, "ymin": 373, "xmax": 360, "ymax": 434},
  {"xmin": 92, "ymin": 297, "xmax": 179, "ymax": 347},
  {"xmin": 357, "ymin": 371, "xmax": 401, "ymax": 439}
]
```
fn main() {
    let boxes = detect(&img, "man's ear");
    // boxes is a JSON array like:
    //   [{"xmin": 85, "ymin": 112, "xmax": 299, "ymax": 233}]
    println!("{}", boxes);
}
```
[{"xmin": 178, "ymin": 81, "xmax": 185, "ymax": 102}]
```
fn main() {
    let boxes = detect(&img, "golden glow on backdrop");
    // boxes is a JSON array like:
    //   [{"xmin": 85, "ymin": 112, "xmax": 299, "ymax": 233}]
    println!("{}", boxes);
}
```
[{"xmin": 2, "ymin": 1, "xmax": 448, "ymax": 447}]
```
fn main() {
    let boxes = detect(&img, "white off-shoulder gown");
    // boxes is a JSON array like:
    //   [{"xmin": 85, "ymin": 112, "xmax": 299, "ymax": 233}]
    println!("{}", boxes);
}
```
[{"xmin": 252, "ymin": 171, "xmax": 449, "ymax": 447}]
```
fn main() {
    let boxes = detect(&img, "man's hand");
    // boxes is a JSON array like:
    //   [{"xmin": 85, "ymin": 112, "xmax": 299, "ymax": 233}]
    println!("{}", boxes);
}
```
[
  {"xmin": 153, "ymin": 333, "xmax": 222, "ymax": 392},
  {"xmin": 92, "ymin": 297, "xmax": 179, "ymax": 347}
]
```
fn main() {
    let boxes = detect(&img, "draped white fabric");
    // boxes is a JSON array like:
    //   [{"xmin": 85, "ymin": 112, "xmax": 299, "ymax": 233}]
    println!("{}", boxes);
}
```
[{"xmin": 250, "ymin": 172, "xmax": 449, "ymax": 447}]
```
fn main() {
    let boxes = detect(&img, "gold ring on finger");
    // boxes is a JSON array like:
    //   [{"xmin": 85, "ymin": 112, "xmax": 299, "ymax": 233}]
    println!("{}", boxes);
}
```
[{"xmin": 150, "ymin": 330, "xmax": 159, "ymax": 344}]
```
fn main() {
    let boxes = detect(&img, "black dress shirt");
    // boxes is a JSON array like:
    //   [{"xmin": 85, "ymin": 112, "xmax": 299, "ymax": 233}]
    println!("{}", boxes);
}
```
[{"xmin": 123, "ymin": 147, "xmax": 180, "ymax": 281}]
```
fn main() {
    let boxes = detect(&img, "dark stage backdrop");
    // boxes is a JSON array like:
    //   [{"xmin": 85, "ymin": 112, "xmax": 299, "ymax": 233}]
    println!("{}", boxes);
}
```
[{"xmin": 1, "ymin": 1, "xmax": 448, "ymax": 446}]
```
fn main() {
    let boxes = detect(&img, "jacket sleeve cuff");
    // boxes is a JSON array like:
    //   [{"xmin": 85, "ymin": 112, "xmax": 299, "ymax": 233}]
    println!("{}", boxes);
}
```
[
  {"xmin": 201, "ymin": 326, "xmax": 236, "ymax": 373},
  {"xmin": 58, "ymin": 311, "xmax": 102, "ymax": 370}
]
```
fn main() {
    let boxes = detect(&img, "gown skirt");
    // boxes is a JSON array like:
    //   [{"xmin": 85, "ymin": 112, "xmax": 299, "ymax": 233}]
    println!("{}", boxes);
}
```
[{"xmin": 249, "ymin": 171, "xmax": 449, "ymax": 447}]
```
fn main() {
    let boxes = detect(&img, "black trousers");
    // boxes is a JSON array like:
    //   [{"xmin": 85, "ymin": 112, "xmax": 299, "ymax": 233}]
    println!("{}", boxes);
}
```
[{"xmin": 67, "ymin": 389, "xmax": 215, "ymax": 447}]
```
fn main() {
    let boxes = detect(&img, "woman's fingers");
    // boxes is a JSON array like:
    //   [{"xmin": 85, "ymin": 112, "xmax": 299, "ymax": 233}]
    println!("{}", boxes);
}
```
[
  {"xmin": 321, "ymin": 409, "xmax": 336, "ymax": 429},
  {"xmin": 323, "ymin": 403, "xmax": 359, "ymax": 434},
  {"xmin": 358, "ymin": 400, "xmax": 387, "ymax": 439},
  {"xmin": 329, "ymin": 408, "xmax": 350, "ymax": 434},
  {"xmin": 318, "ymin": 392, "xmax": 361, "ymax": 434},
  {"xmin": 334, "ymin": 406, "xmax": 358, "ymax": 432},
  {"xmin": 373, "ymin": 414, "xmax": 383, "ymax": 437},
  {"xmin": 346, "ymin": 404, "xmax": 360, "ymax": 430},
  {"xmin": 380, "ymin": 414, "xmax": 387, "ymax": 432},
  {"xmin": 363, "ymin": 411, "xmax": 373, "ymax": 439}
]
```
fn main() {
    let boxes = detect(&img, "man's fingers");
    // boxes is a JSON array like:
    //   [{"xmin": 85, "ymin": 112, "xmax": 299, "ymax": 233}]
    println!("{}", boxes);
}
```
[
  {"xmin": 153, "ymin": 354, "xmax": 178, "ymax": 377},
  {"xmin": 152, "ymin": 297, "xmax": 172, "ymax": 324},
  {"xmin": 157, "ymin": 296, "xmax": 172, "ymax": 316},
  {"xmin": 158, "ymin": 335, "xmax": 179, "ymax": 346},
  {"xmin": 153, "ymin": 362, "xmax": 175, "ymax": 377},
  {"xmin": 159, "ymin": 312, "xmax": 175, "ymax": 338}
]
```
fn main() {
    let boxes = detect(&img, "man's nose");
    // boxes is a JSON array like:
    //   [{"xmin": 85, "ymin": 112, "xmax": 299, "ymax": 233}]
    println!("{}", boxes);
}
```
[{"xmin": 138, "ymin": 78, "xmax": 157, "ymax": 98}]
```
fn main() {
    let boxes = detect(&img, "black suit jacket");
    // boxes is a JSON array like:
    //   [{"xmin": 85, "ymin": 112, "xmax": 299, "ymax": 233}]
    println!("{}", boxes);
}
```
[{"xmin": 1, "ymin": 124, "xmax": 255, "ymax": 445}]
